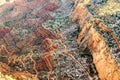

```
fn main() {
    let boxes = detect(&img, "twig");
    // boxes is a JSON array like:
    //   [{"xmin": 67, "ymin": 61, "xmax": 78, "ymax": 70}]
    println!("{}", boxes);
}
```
[{"xmin": 63, "ymin": 51, "xmax": 91, "ymax": 77}]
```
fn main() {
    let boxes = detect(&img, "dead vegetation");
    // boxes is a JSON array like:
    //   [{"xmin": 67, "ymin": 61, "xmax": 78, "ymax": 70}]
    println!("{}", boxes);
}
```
[{"xmin": 72, "ymin": 0, "xmax": 120, "ymax": 80}]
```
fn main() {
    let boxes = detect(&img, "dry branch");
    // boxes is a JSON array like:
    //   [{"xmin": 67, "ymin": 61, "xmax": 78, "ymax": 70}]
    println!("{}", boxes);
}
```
[{"xmin": 72, "ymin": 0, "xmax": 120, "ymax": 80}]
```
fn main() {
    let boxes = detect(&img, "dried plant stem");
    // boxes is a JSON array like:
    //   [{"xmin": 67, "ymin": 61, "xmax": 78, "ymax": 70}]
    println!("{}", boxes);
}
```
[
  {"xmin": 59, "ymin": 39, "xmax": 91, "ymax": 77},
  {"xmin": 72, "ymin": 0, "xmax": 120, "ymax": 79},
  {"xmin": 64, "ymin": 52, "xmax": 91, "ymax": 77}
]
